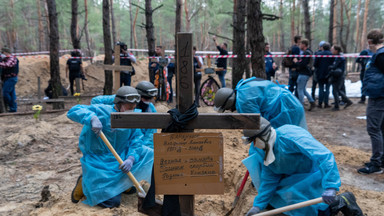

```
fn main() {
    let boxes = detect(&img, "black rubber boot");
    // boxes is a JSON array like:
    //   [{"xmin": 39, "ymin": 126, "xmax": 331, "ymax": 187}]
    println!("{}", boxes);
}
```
[{"xmin": 329, "ymin": 192, "xmax": 363, "ymax": 216}]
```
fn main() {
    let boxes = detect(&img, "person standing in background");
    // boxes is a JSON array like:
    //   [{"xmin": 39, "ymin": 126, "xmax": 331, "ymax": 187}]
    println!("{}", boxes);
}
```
[{"xmin": 212, "ymin": 36, "xmax": 228, "ymax": 87}]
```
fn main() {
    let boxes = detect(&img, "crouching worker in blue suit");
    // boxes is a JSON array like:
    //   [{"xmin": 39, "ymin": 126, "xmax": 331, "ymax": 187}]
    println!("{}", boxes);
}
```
[
  {"xmin": 90, "ymin": 81, "xmax": 158, "ymax": 149},
  {"xmin": 67, "ymin": 86, "xmax": 153, "ymax": 208},
  {"xmin": 242, "ymin": 117, "xmax": 363, "ymax": 216}
]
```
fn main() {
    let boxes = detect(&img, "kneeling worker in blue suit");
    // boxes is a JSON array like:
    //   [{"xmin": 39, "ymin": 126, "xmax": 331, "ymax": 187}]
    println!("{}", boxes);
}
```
[
  {"xmin": 242, "ymin": 117, "xmax": 363, "ymax": 216},
  {"xmin": 67, "ymin": 86, "xmax": 153, "ymax": 208}
]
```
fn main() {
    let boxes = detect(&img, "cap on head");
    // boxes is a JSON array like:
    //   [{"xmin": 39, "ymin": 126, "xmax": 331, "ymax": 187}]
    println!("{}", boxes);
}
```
[
  {"xmin": 1, "ymin": 47, "xmax": 11, "ymax": 54},
  {"xmin": 136, "ymin": 81, "xmax": 158, "ymax": 98},
  {"xmin": 213, "ymin": 88, "xmax": 236, "ymax": 112},
  {"xmin": 113, "ymin": 86, "xmax": 141, "ymax": 104},
  {"xmin": 319, "ymin": 41, "xmax": 326, "ymax": 47},
  {"xmin": 242, "ymin": 117, "xmax": 271, "ymax": 144}
]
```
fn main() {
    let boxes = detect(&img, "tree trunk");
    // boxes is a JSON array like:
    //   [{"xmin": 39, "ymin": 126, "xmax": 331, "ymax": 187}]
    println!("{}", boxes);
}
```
[
  {"xmin": 37, "ymin": 0, "xmax": 44, "ymax": 51},
  {"xmin": 247, "ymin": 0, "xmax": 265, "ymax": 79},
  {"xmin": 129, "ymin": 0, "xmax": 133, "ymax": 48},
  {"xmin": 145, "ymin": 0, "xmax": 156, "ymax": 56},
  {"xmin": 110, "ymin": 0, "xmax": 116, "ymax": 45},
  {"xmin": 360, "ymin": 0, "xmax": 370, "ymax": 50},
  {"xmin": 133, "ymin": 6, "xmax": 139, "ymax": 49},
  {"xmin": 290, "ymin": 0, "xmax": 296, "ymax": 44},
  {"xmin": 279, "ymin": 0, "xmax": 285, "ymax": 50},
  {"xmin": 46, "ymin": 0, "xmax": 64, "ymax": 109},
  {"xmin": 354, "ymin": 0, "xmax": 362, "ymax": 52},
  {"xmin": 84, "ymin": 0, "xmax": 92, "ymax": 56},
  {"xmin": 71, "ymin": 0, "xmax": 81, "ymax": 49},
  {"xmin": 232, "ymin": 0, "xmax": 246, "ymax": 87},
  {"xmin": 44, "ymin": 0, "xmax": 50, "ymax": 50},
  {"xmin": 184, "ymin": 0, "xmax": 190, "ymax": 32},
  {"xmin": 328, "ymin": 0, "xmax": 335, "ymax": 44},
  {"xmin": 297, "ymin": 0, "xmax": 301, "ymax": 35},
  {"xmin": 302, "ymin": 0, "xmax": 311, "ymax": 47},
  {"xmin": 332, "ymin": 0, "xmax": 338, "ymax": 44},
  {"xmin": 102, "ymin": 0, "xmax": 113, "ymax": 95},
  {"xmin": 339, "ymin": 0, "xmax": 346, "ymax": 52}
]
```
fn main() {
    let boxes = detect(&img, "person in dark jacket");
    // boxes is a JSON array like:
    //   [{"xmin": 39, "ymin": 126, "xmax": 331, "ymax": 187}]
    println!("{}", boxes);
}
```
[
  {"xmin": 264, "ymin": 43, "xmax": 277, "ymax": 80},
  {"xmin": 356, "ymin": 48, "xmax": 373, "ymax": 104},
  {"xmin": 212, "ymin": 36, "xmax": 228, "ymax": 87},
  {"xmin": 66, "ymin": 51, "xmax": 84, "ymax": 95},
  {"xmin": 358, "ymin": 29, "xmax": 384, "ymax": 175},
  {"xmin": 293, "ymin": 39, "xmax": 315, "ymax": 111},
  {"xmin": 314, "ymin": 42, "xmax": 334, "ymax": 108},
  {"xmin": 329, "ymin": 45, "xmax": 353, "ymax": 111}
]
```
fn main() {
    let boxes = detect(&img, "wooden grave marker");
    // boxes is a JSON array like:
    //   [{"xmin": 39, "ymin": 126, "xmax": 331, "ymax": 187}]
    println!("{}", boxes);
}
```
[{"xmin": 111, "ymin": 33, "xmax": 260, "ymax": 215}]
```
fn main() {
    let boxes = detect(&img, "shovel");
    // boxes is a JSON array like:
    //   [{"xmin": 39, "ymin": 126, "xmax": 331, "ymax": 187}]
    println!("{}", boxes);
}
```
[
  {"xmin": 225, "ymin": 170, "xmax": 249, "ymax": 216},
  {"xmin": 99, "ymin": 131, "xmax": 146, "ymax": 196},
  {"xmin": 253, "ymin": 197, "xmax": 323, "ymax": 216}
]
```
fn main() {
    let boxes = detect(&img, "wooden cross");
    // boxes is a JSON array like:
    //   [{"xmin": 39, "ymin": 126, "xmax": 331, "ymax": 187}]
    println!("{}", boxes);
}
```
[{"xmin": 111, "ymin": 33, "xmax": 260, "ymax": 215}]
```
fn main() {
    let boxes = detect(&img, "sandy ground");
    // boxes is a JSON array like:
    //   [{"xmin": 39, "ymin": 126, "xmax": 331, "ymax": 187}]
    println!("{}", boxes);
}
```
[{"xmin": 1, "ymin": 58, "xmax": 384, "ymax": 216}]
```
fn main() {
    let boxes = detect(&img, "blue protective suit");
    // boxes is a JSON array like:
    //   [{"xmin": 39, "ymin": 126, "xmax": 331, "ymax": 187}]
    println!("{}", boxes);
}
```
[
  {"xmin": 67, "ymin": 104, "xmax": 153, "ymax": 206},
  {"xmin": 91, "ymin": 95, "xmax": 115, "ymax": 105},
  {"xmin": 139, "ymin": 102, "xmax": 157, "ymax": 148},
  {"xmin": 90, "ymin": 95, "xmax": 157, "ymax": 148},
  {"xmin": 243, "ymin": 125, "xmax": 341, "ymax": 216},
  {"xmin": 235, "ymin": 77, "xmax": 307, "ymax": 155}
]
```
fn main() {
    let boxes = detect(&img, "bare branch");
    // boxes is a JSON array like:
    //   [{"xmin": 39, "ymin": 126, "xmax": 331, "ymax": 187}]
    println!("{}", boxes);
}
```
[
  {"xmin": 152, "ymin": 4, "xmax": 164, "ymax": 13},
  {"xmin": 262, "ymin": 13, "xmax": 281, "ymax": 21},
  {"xmin": 188, "ymin": 6, "xmax": 202, "ymax": 21},
  {"xmin": 131, "ymin": 2, "xmax": 145, "ymax": 11},
  {"xmin": 208, "ymin": 32, "xmax": 233, "ymax": 42}
]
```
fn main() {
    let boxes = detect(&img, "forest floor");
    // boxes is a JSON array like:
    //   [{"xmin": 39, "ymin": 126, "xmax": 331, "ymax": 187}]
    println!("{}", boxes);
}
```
[{"xmin": 0, "ymin": 57, "xmax": 383, "ymax": 216}]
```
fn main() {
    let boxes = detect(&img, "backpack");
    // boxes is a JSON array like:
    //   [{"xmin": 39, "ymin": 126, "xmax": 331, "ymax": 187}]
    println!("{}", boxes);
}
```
[
  {"xmin": 68, "ymin": 59, "xmax": 81, "ymax": 72},
  {"xmin": 282, "ymin": 48, "xmax": 294, "ymax": 68}
]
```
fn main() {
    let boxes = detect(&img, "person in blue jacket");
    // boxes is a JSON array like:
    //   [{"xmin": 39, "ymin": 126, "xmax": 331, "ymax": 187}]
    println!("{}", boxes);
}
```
[
  {"xmin": 264, "ymin": 43, "xmax": 277, "ymax": 81},
  {"xmin": 90, "ymin": 81, "xmax": 158, "ymax": 149},
  {"xmin": 242, "ymin": 117, "xmax": 363, "ymax": 216},
  {"xmin": 358, "ymin": 29, "xmax": 384, "ymax": 174},
  {"xmin": 214, "ymin": 77, "xmax": 307, "ymax": 155},
  {"xmin": 68, "ymin": 86, "xmax": 153, "ymax": 208}
]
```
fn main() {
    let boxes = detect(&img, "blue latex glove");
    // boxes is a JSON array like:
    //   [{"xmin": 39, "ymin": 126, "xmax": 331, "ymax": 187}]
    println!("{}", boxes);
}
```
[
  {"xmin": 91, "ymin": 116, "xmax": 103, "ymax": 135},
  {"xmin": 246, "ymin": 206, "xmax": 260, "ymax": 216},
  {"xmin": 322, "ymin": 188, "xmax": 337, "ymax": 205},
  {"xmin": 119, "ymin": 156, "xmax": 135, "ymax": 173}
]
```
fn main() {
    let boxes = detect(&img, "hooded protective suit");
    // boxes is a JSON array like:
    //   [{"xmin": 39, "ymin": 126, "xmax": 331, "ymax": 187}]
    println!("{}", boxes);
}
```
[
  {"xmin": 235, "ymin": 77, "xmax": 307, "ymax": 155},
  {"xmin": 242, "ymin": 125, "xmax": 341, "ymax": 215},
  {"xmin": 67, "ymin": 104, "xmax": 153, "ymax": 206},
  {"xmin": 90, "ymin": 95, "xmax": 157, "ymax": 148}
]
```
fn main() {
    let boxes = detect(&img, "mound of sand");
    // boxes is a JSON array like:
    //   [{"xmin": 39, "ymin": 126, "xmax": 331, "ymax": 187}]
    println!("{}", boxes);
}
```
[{"xmin": 16, "ymin": 55, "xmax": 151, "ymax": 98}]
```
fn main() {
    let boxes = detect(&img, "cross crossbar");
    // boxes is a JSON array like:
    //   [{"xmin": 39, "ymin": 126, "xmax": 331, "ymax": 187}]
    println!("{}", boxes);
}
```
[{"xmin": 111, "ymin": 112, "xmax": 260, "ymax": 130}]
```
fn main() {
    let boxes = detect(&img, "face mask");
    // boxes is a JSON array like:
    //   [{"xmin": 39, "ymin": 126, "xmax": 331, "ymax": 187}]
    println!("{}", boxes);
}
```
[
  {"xmin": 254, "ymin": 138, "xmax": 266, "ymax": 149},
  {"xmin": 143, "ymin": 101, "xmax": 151, "ymax": 105},
  {"xmin": 123, "ymin": 109, "xmax": 134, "ymax": 113}
]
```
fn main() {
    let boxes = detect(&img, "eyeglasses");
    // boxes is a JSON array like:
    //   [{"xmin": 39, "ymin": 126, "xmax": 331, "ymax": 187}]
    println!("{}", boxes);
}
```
[{"xmin": 116, "ymin": 93, "xmax": 141, "ymax": 103}]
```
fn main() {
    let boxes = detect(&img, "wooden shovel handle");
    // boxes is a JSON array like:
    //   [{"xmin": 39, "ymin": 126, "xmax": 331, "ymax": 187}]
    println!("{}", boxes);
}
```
[
  {"xmin": 254, "ymin": 197, "xmax": 323, "ymax": 216},
  {"xmin": 99, "ymin": 131, "xmax": 146, "ymax": 196}
]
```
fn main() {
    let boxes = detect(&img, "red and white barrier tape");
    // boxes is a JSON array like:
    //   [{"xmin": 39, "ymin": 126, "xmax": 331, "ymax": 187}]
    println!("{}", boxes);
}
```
[{"xmin": 12, "ymin": 49, "xmax": 80, "ymax": 56}]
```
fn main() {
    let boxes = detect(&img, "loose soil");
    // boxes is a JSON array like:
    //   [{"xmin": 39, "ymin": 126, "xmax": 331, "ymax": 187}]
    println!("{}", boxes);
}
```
[{"xmin": 1, "ymin": 57, "xmax": 383, "ymax": 216}]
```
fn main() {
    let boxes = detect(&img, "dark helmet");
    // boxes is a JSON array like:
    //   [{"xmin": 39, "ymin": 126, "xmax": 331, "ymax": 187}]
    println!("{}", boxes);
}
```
[
  {"xmin": 136, "ymin": 81, "xmax": 158, "ymax": 98},
  {"xmin": 113, "ymin": 86, "xmax": 141, "ymax": 104},
  {"xmin": 117, "ymin": 41, "xmax": 128, "ymax": 51},
  {"xmin": 213, "ymin": 88, "xmax": 236, "ymax": 112}
]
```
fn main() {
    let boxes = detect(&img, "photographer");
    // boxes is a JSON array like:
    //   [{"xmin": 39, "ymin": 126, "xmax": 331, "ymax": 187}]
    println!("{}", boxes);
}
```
[{"xmin": 118, "ymin": 42, "xmax": 136, "ymax": 87}]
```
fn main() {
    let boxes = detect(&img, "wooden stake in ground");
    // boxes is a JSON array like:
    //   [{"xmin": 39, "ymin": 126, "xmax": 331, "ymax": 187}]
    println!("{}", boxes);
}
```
[{"xmin": 111, "ymin": 33, "xmax": 260, "ymax": 216}]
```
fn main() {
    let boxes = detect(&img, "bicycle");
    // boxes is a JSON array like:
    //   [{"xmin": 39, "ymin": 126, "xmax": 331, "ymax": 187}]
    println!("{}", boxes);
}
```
[{"xmin": 198, "ymin": 55, "xmax": 223, "ymax": 106}]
